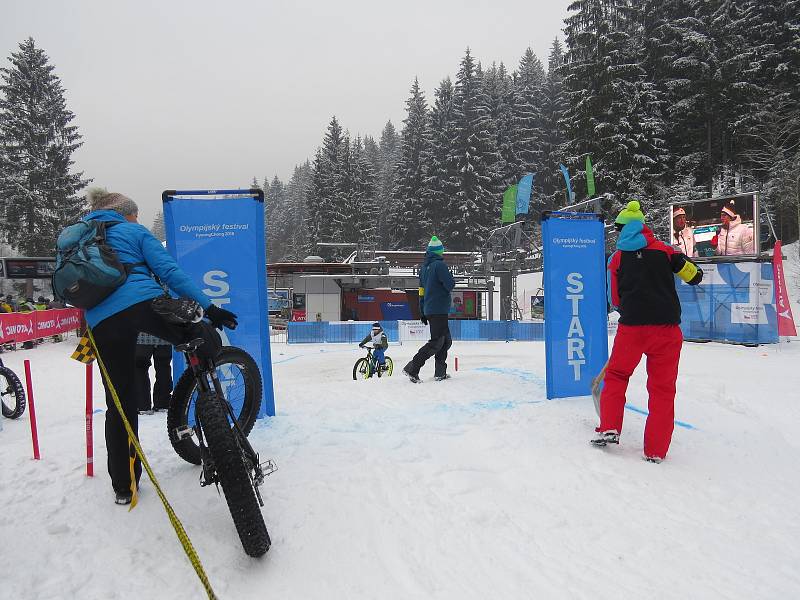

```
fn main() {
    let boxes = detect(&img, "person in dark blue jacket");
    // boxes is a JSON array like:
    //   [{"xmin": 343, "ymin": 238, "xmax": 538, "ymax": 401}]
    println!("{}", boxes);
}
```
[
  {"xmin": 403, "ymin": 236, "xmax": 456, "ymax": 382},
  {"xmin": 83, "ymin": 188, "xmax": 237, "ymax": 505}
]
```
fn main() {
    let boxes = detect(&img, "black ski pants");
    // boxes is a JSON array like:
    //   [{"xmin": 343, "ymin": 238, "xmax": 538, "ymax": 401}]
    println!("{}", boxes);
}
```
[
  {"xmin": 135, "ymin": 344, "xmax": 173, "ymax": 411},
  {"xmin": 92, "ymin": 300, "xmax": 198, "ymax": 495},
  {"xmin": 408, "ymin": 314, "xmax": 452, "ymax": 377}
]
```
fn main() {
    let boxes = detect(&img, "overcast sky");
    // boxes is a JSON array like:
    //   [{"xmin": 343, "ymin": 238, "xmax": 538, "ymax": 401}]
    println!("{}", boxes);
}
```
[{"xmin": 2, "ymin": 0, "xmax": 572, "ymax": 227}]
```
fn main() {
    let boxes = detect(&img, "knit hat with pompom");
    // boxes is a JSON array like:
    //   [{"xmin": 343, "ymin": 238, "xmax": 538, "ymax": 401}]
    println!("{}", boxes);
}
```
[
  {"xmin": 615, "ymin": 200, "xmax": 645, "ymax": 225},
  {"xmin": 87, "ymin": 187, "xmax": 138, "ymax": 217}
]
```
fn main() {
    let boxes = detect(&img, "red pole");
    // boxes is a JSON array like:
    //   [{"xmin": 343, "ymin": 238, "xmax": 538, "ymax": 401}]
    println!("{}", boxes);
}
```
[
  {"xmin": 23, "ymin": 360, "xmax": 40, "ymax": 460},
  {"xmin": 455, "ymin": 356, "xmax": 459, "ymax": 372},
  {"xmin": 85, "ymin": 362, "xmax": 94, "ymax": 477}
]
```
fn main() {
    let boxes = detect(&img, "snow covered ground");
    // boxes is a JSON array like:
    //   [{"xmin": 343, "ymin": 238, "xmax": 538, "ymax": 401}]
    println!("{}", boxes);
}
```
[{"xmin": 2, "ymin": 333, "xmax": 800, "ymax": 599}]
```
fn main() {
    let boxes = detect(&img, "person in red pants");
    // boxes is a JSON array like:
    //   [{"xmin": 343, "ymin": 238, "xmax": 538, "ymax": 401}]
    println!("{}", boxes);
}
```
[{"xmin": 592, "ymin": 201, "xmax": 703, "ymax": 462}]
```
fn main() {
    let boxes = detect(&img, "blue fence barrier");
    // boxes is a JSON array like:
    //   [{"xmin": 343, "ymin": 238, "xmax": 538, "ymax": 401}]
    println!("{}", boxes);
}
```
[{"xmin": 287, "ymin": 320, "xmax": 544, "ymax": 344}]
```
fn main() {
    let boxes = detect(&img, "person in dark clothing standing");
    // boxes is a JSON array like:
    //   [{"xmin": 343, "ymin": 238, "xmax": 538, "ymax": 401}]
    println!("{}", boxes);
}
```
[
  {"xmin": 135, "ymin": 332, "xmax": 173, "ymax": 414},
  {"xmin": 591, "ymin": 201, "xmax": 703, "ymax": 462},
  {"xmin": 403, "ymin": 236, "xmax": 456, "ymax": 383}
]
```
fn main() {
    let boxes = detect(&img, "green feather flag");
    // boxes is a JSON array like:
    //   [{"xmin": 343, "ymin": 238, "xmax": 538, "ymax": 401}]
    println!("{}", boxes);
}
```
[
  {"xmin": 501, "ymin": 185, "xmax": 518, "ymax": 223},
  {"xmin": 586, "ymin": 155, "xmax": 596, "ymax": 198}
]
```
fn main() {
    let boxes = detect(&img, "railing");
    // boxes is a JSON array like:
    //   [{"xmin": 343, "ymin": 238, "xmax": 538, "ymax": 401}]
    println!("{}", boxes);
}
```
[{"xmin": 287, "ymin": 320, "xmax": 546, "ymax": 344}]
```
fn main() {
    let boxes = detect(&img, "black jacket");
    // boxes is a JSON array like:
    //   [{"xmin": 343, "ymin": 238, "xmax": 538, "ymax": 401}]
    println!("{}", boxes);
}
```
[{"xmin": 608, "ymin": 222, "xmax": 702, "ymax": 325}]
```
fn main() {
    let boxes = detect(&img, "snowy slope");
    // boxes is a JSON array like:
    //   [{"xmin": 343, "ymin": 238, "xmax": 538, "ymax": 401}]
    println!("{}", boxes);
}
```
[{"xmin": 1, "ymin": 337, "xmax": 800, "ymax": 599}]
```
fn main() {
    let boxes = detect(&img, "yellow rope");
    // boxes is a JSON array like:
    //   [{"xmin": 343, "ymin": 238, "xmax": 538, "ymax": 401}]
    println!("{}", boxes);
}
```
[{"xmin": 87, "ymin": 327, "xmax": 218, "ymax": 600}]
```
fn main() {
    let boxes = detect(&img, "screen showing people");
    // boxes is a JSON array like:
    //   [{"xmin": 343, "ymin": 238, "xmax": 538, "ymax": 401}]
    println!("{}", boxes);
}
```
[{"xmin": 670, "ymin": 193, "xmax": 757, "ymax": 258}]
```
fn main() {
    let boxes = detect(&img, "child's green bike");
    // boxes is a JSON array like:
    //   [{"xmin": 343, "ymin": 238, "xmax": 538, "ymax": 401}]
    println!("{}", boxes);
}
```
[{"xmin": 353, "ymin": 345, "xmax": 394, "ymax": 380}]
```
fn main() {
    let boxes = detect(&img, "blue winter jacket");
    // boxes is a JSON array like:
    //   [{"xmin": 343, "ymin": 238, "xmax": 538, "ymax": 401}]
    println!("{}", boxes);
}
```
[
  {"xmin": 419, "ymin": 252, "xmax": 455, "ymax": 316},
  {"xmin": 83, "ymin": 210, "xmax": 211, "ymax": 328}
]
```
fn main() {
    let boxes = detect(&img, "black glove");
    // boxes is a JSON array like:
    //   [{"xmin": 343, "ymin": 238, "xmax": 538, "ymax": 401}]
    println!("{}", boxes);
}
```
[
  {"xmin": 420, "ymin": 314, "xmax": 428, "ymax": 326},
  {"xmin": 205, "ymin": 304, "xmax": 238, "ymax": 330},
  {"xmin": 359, "ymin": 343, "xmax": 365, "ymax": 348}
]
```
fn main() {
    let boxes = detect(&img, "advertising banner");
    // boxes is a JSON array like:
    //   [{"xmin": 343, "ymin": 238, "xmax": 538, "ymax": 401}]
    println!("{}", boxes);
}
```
[
  {"xmin": 542, "ymin": 212, "xmax": 608, "ymax": 399},
  {"xmin": 772, "ymin": 241, "xmax": 797, "ymax": 336},
  {"xmin": 268, "ymin": 289, "xmax": 290, "ymax": 313},
  {"xmin": 0, "ymin": 308, "xmax": 82, "ymax": 343},
  {"xmin": 675, "ymin": 260, "xmax": 778, "ymax": 344},
  {"xmin": 163, "ymin": 189, "xmax": 275, "ymax": 417}
]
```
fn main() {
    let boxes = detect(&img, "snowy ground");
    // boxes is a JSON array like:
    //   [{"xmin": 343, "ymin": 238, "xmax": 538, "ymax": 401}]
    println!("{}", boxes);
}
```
[{"xmin": 2, "ymin": 333, "xmax": 800, "ymax": 600}]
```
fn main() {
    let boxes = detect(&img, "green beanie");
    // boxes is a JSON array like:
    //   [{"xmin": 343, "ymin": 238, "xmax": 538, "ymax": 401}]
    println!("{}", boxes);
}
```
[
  {"xmin": 615, "ymin": 200, "xmax": 645, "ymax": 225},
  {"xmin": 427, "ymin": 235, "xmax": 444, "ymax": 254}
]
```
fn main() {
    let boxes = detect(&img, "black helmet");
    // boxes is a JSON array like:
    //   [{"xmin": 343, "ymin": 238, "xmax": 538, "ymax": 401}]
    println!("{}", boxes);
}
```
[{"xmin": 371, "ymin": 322, "xmax": 381, "ymax": 330}]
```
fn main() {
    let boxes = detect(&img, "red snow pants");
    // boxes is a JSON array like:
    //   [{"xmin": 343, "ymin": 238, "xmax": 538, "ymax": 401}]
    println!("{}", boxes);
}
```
[{"xmin": 599, "ymin": 323, "xmax": 683, "ymax": 459}]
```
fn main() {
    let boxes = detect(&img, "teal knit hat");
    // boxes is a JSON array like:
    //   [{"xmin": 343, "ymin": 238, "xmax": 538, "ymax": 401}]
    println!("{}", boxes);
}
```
[
  {"xmin": 615, "ymin": 200, "xmax": 646, "ymax": 225},
  {"xmin": 427, "ymin": 235, "xmax": 444, "ymax": 254}
]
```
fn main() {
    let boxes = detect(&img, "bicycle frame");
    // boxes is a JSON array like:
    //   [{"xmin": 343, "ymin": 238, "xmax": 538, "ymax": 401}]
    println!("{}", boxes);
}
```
[{"xmin": 181, "ymin": 345, "xmax": 269, "ymax": 503}]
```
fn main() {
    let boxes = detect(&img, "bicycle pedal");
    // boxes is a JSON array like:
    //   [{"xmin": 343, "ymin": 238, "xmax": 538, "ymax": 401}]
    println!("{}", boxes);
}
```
[
  {"xmin": 174, "ymin": 425, "xmax": 195, "ymax": 440},
  {"xmin": 260, "ymin": 459, "xmax": 278, "ymax": 476}
]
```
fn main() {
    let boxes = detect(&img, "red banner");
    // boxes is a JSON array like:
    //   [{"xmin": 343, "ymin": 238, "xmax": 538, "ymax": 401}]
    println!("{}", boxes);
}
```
[
  {"xmin": 772, "ymin": 241, "xmax": 797, "ymax": 337},
  {"xmin": 0, "ymin": 308, "xmax": 83, "ymax": 343}
]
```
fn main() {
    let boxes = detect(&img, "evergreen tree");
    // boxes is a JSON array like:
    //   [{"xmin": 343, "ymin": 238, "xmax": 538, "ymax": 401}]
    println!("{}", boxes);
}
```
[
  {"xmin": 446, "ymin": 48, "xmax": 500, "ymax": 249},
  {"xmin": 305, "ymin": 116, "xmax": 344, "ymax": 257},
  {"xmin": 394, "ymin": 78, "xmax": 430, "ymax": 249},
  {"xmin": 484, "ymin": 62, "xmax": 519, "ymax": 194},
  {"xmin": 0, "ymin": 38, "xmax": 89, "ymax": 255},
  {"xmin": 283, "ymin": 161, "xmax": 312, "ymax": 261},
  {"xmin": 265, "ymin": 175, "xmax": 286, "ymax": 261},
  {"xmin": 350, "ymin": 135, "xmax": 377, "ymax": 246},
  {"xmin": 562, "ymin": 1, "xmax": 668, "ymax": 216},
  {"xmin": 150, "ymin": 211, "xmax": 166, "ymax": 242},
  {"xmin": 376, "ymin": 121, "xmax": 401, "ymax": 248},
  {"xmin": 513, "ymin": 49, "xmax": 547, "ymax": 182},
  {"xmin": 539, "ymin": 39, "xmax": 568, "ymax": 210},
  {"xmin": 421, "ymin": 77, "xmax": 459, "ymax": 248}
]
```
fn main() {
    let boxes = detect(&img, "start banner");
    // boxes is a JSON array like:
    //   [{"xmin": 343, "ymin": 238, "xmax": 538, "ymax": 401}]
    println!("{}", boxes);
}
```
[
  {"xmin": 162, "ymin": 189, "xmax": 275, "ymax": 417},
  {"xmin": 0, "ymin": 308, "xmax": 82, "ymax": 343},
  {"xmin": 542, "ymin": 212, "xmax": 608, "ymax": 399}
]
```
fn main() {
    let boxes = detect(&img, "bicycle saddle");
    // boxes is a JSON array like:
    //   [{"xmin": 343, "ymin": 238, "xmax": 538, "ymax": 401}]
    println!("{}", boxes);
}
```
[{"xmin": 176, "ymin": 337, "xmax": 205, "ymax": 352}]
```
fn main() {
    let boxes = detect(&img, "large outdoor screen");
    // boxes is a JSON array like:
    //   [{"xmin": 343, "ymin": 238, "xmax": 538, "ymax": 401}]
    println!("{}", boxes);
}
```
[{"xmin": 669, "ymin": 192, "xmax": 758, "ymax": 258}]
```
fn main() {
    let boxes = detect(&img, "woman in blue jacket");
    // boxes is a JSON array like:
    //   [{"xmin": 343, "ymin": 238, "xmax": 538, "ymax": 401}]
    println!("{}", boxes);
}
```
[{"xmin": 83, "ymin": 188, "xmax": 237, "ymax": 505}]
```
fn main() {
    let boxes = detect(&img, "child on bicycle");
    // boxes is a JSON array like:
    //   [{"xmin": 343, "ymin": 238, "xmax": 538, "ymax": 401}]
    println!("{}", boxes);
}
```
[{"xmin": 359, "ymin": 322, "xmax": 389, "ymax": 373}]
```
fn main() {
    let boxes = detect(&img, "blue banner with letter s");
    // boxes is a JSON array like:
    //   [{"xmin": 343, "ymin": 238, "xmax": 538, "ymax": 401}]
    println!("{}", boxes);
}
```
[
  {"xmin": 162, "ymin": 189, "xmax": 275, "ymax": 417},
  {"xmin": 542, "ymin": 212, "xmax": 608, "ymax": 399}
]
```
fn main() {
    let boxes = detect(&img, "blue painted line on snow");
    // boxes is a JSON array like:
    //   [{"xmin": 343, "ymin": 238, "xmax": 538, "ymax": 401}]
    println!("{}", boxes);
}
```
[
  {"xmin": 272, "ymin": 355, "xmax": 301, "ymax": 365},
  {"xmin": 624, "ymin": 404, "xmax": 696, "ymax": 430},
  {"xmin": 474, "ymin": 366, "xmax": 546, "ymax": 385},
  {"xmin": 475, "ymin": 365, "xmax": 697, "ymax": 430}
]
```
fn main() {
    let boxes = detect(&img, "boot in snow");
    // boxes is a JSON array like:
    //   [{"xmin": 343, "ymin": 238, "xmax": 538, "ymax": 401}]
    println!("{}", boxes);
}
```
[
  {"xmin": 590, "ymin": 430, "xmax": 620, "ymax": 447},
  {"xmin": 402, "ymin": 363, "xmax": 421, "ymax": 383}
]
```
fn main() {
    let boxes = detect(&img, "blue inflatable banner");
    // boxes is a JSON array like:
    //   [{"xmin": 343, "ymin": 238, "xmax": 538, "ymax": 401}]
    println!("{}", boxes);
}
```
[
  {"xmin": 676, "ymin": 260, "xmax": 777, "ymax": 345},
  {"xmin": 162, "ymin": 189, "xmax": 275, "ymax": 417},
  {"xmin": 516, "ymin": 173, "xmax": 535, "ymax": 215},
  {"xmin": 542, "ymin": 212, "xmax": 608, "ymax": 399},
  {"xmin": 559, "ymin": 164, "xmax": 575, "ymax": 203}
]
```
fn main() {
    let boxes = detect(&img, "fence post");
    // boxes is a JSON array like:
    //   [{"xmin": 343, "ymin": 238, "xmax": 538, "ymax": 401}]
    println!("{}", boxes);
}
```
[
  {"xmin": 85, "ymin": 362, "xmax": 94, "ymax": 477},
  {"xmin": 23, "ymin": 360, "xmax": 40, "ymax": 460}
]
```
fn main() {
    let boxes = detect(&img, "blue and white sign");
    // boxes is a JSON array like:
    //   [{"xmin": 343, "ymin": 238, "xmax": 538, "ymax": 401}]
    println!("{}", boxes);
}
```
[
  {"xmin": 542, "ymin": 212, "xmax": 608, "ymax": 399},
  {"xmin": 676, "ymin": 261, "xmax": 777, "ymax": 344},
  {"xmin": 163, "ymin": 189, "xmax": 275, "ymax": 417}
]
